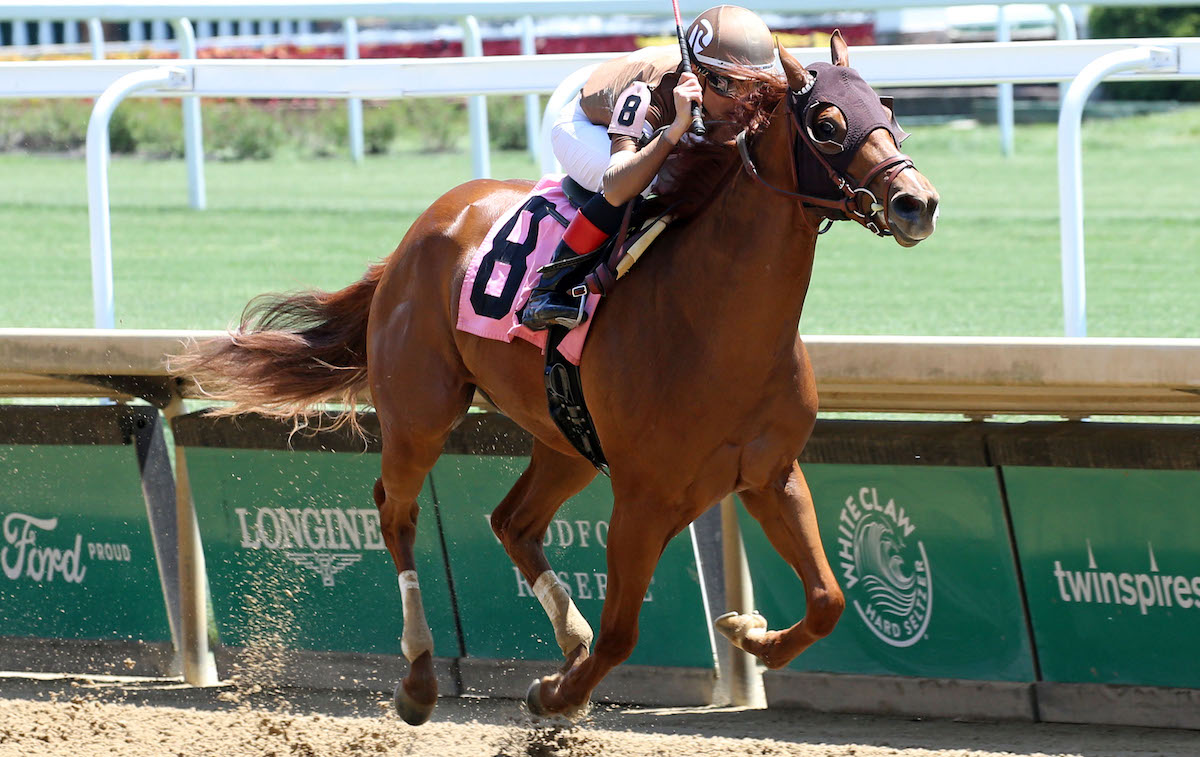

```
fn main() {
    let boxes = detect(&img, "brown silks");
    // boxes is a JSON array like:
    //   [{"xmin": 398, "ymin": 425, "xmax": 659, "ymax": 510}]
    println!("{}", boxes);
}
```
[{"xmin": 736, "ymin": 61, "xmax": 917, "ymax": 237}]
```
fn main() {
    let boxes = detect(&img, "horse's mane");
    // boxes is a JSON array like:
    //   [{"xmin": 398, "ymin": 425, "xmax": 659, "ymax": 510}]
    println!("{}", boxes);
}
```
[{"xmin": 649, "ymin": 67, "xmax": 788, "ymax": 219}]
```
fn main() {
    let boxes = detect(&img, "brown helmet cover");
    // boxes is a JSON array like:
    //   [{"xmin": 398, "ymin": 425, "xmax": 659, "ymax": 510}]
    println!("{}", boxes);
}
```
[{"xmin": 685, "ymin": 5, "xmax": 776, "ymax": 76}]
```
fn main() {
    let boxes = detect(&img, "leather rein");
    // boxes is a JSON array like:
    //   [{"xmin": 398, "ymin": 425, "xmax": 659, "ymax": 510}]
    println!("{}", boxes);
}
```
[{"xmin": 735, "ymin": 105, "xmax": 914, "ymax": 237}]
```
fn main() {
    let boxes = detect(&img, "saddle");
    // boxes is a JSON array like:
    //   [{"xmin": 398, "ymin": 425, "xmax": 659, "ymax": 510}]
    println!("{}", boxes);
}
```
[{"xmin": 456, "ymin": 175, "xmax": 673, "ymax": 474}]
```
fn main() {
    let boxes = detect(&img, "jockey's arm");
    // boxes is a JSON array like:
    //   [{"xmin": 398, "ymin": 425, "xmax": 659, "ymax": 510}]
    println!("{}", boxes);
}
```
[{"xmin": 600, "ymin": 73, "xmax": 702, "ymax": 207}]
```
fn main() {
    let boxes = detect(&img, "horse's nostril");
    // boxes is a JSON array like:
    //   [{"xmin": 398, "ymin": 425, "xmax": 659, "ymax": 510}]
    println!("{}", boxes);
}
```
[{"xmin": 891, "ymin": 193, "xmax": 924, "ymax": 220}]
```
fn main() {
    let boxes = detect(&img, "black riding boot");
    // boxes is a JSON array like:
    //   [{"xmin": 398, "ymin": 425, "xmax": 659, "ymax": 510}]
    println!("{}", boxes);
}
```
[{"xmin": 519, "ymin": 240, "xmax": 590, "ymax": 331}]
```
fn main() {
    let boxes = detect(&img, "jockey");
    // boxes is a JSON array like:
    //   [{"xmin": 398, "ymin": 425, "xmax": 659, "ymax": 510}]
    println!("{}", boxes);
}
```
[{"xmin": 518, "ymin": 5, "xmax": 778, "ymax": 331}]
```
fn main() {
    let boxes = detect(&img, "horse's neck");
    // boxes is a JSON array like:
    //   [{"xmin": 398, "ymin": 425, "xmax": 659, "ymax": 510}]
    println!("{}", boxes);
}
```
[{"xmin": 666, "ymin": 118, "xmax": 819, "ymax": 343}]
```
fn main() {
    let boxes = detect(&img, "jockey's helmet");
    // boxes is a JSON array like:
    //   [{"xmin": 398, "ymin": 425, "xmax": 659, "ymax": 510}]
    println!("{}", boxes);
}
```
[{"xmin": 685, "ymin": 5, "xmax": 777, "ymax": 78}]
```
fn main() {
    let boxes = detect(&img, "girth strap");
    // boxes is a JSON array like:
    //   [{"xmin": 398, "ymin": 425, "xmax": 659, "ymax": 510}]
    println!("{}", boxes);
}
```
[{"xmin": 544, "ymin": 325, "xmax": 609, "ymax": 474}]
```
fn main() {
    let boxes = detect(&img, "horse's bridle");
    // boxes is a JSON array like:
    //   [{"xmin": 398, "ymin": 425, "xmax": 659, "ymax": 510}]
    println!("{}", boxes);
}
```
[{"xmin": 734, "ymin": 88, "xmax": 915, "ymax": 237}]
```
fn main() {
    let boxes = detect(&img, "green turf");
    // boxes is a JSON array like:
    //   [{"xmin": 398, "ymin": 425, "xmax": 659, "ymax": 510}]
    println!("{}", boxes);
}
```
[{"xmin": 1, "ymin": 107, "xmax": 1197, "ymax": 336}]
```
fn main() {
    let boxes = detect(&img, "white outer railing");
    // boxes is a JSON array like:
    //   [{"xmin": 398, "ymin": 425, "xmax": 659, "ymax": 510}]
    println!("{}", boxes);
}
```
[
  {"xmin": 0, "ymin": 0, "xmax": 1091, "ymax": 21},
  {"xmin": 1, "ymin": 38, "xmax": 1195, "ymax": 337},
  {"xmin": 2, "ymin": 0, "xmax": 1092, "ymax": 174}
]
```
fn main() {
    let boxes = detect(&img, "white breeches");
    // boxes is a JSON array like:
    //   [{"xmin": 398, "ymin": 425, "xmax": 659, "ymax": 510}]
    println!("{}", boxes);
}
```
[{"xmin": 550, "ymin": 96, "xmax": 612, "ymax": 194}]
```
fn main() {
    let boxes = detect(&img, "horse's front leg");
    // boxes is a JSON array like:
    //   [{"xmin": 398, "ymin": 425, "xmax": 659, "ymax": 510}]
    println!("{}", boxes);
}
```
[
  {"xmin": 526, "ymin": 498, "xmax": 685, "ymax": 718},
  {"xmin": 717, "ymin": 460, "xmax": 844, "ymax": 669}
]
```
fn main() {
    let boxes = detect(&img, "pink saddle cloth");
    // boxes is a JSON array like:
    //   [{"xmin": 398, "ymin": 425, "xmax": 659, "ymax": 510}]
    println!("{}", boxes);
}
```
[{"xmin": 455, "ymin": 175, "xmax": 600, "ymax": 366}]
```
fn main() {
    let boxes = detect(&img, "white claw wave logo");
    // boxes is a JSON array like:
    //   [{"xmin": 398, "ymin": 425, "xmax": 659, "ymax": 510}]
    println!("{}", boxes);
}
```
[{"xmin": 836, "ymin": 487, "xmax": 932, "ymax": 648}]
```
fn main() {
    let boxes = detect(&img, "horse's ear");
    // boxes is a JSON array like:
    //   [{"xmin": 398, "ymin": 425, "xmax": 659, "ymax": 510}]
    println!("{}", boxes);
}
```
[
  {"xmin": 830, "ymin": 29, "xmax": 850, "ymax": 67},
  {"xmin": 777, "ymin": 39, "xmax": 813, "ymax": 93}
]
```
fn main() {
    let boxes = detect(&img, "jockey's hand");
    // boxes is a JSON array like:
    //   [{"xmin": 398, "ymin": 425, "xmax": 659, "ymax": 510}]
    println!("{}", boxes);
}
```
[{"xmin": 667, "ymin": 73, "xmax": 703, "ymax": 145}]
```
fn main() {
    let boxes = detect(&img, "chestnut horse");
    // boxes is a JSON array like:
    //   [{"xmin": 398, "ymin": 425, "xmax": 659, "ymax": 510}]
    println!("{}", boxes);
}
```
[{"xmin": 175, "ymin": 36, "xmax": 938, "ymax": 723}]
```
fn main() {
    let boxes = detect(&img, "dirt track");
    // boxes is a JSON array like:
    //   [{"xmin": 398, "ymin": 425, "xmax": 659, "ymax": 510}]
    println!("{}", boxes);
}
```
[{"xmin": 0, "ymin": 674, "xmax": 1196, "ymax": 757}]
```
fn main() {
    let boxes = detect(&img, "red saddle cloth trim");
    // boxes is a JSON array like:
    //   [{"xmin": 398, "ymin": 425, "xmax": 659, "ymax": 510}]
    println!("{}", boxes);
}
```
[{"xmin": 455, "ymin": 175, "xmax": 599, "ymax": 366}]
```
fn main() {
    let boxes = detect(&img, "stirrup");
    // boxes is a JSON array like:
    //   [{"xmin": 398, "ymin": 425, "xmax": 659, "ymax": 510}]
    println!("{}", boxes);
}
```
[
  {"xmin": 542, "ymin": 288, "xmax": 589, "ymax": 330},
  {"xmin": 567, "ymin": 285, "xmax": 589, "ymax": 328},
  {"xmin": 520, "ymin": 287, "xmax": 589, "ymax": 331}
]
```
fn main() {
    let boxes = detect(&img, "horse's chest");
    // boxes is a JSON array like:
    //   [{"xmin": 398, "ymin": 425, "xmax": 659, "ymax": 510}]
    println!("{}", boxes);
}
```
[{"xmin": 726, "ymin": 374, "xmax": 817, "ymax": 489}]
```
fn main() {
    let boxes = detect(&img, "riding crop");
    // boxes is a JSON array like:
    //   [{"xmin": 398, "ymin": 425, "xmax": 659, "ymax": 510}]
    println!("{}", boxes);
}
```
[{"xmin": 670, "ymin": 0, "xmax": 706, "ymax": 136}]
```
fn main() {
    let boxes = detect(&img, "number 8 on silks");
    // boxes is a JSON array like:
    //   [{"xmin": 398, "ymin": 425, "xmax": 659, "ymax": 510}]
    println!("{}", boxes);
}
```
[{"xmin": 610, "ymin": 83, "xmax": 652, "ymax": 139}]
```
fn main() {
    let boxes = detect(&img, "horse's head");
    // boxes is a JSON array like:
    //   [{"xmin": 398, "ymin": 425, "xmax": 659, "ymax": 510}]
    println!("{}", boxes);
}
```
[{"xmin": 779, "ymin": 33, "xmax": 939, "ymax": 247}]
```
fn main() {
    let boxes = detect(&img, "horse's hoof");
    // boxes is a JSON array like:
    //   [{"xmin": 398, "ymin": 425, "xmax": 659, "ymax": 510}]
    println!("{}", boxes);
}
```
[
  {"xmin": 524, "ymin": 678, "xmax": 590, "ymax": 722},
  {"xmin": 525, "ymin": 678, "xmax": 550, "ymax": 718},
  {"xmin": 714, "ymin": 610, "xmax": 768, "ymax": 649},
  {"xmin": 394, "ymin": 680, "xmax": 435, "ymax": 726}
]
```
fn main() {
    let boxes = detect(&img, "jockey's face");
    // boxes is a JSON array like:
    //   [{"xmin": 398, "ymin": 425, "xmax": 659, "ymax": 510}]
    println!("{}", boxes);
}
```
[{"xmin": 700, "ymin": 70, "xmax": 755, "ymax": 119}]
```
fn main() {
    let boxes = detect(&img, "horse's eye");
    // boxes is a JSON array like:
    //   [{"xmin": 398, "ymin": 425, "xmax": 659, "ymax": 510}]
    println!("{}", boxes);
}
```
[{"xmin": 817, "ymin": 121, "xmax": 837, "ymax": 139}]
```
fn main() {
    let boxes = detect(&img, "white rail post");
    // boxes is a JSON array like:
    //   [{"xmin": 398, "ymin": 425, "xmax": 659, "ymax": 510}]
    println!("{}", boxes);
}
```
[
  {"xmin": 995, "ymin": 5, "xmax": 1014, "ymax": 156},
  {"xmin": 171, "ymin": 18, "xmax": 207, "ymax": 210},
  {"xmin": 87, "ymin": 18, "xmax": 104, "ymax": 60},
  {"xmin": 344, "ymin": 17, "xmax": 364, "ymax": 163},
  {"xmin": 462, "ymin": 14, "xmax": 490, "ymax": 179},
  {"xmin": 86, "ymin": 66, "xmax": 192, "ymax": 329},
  {"xmin": 164, "ymin": 396, "xmax": 220, "ymax": 687},
  {"xmin": 1052, "ymin": 5, "xmax": 1078, "ymax": 41},
  {"xmin": 521, "ymin": 15, "xmax": 540, "ymax": 162},
  {"xmin": 12, "ymin": 21, "xmax": 28, "ymax": 46},
  {"xmin": 719, "ymin": 495, "xmax": 766, "ymax": 707},
  {"xmin": 38, "ymin": 19, "xmax": 52, "ymax": 45},
  {"xmin": 1052, "ymin": 4, "xmax": 1078, "ymax": 102},
  {"xmin": 64, "ymin": 19, "xmax": 80, "ymax": 45},
  {"xmin": 1057, "ymin": 46, "xmax": 1175, "ymax": 337}
]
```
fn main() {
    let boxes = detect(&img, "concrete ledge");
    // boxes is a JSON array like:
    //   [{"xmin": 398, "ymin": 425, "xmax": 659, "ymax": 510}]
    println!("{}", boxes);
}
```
[
  {"xmin": 458, "ymin": 658, "xmax": 715, "ymax": 707},
  {"xmin": 764, "ymin": 671, "xmax": 1036, "ymax": 722},
  {"xmin": 0, "ymin": 637, "xmax": 176, "ymax": 678},
  {"xmin": 1036, "ymin": 681, "xmax": 1200, "ymax": 730},
  {"xmin": 213, "ymin": 646, "xmax": 460, "ymax": 697}
]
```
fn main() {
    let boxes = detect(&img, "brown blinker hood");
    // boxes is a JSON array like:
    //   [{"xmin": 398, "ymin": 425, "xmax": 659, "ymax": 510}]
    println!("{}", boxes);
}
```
[{"xmin": 788, "ymin": 61, "xmax": 909, "ymax": 198}]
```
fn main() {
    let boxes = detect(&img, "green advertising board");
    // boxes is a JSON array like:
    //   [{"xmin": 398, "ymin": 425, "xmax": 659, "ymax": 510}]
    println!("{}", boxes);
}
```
[
  {"xmin": 1004, "ymin": 467, "xmax": 1200, "ymax": 689},
  {"xmin": 741, "ymin": 463, "xmax": 1034, "ymax": 682},
  {"xmin": 431, "ymin": 454, "xmax": 714, "ymax": 668},
  {"xmin": 0, "ymin": 444, "xmax": 171, "ymax": 642},
  {"xmin": 185, "ymin": 448, "xmax": 459, "ymax": 657}
]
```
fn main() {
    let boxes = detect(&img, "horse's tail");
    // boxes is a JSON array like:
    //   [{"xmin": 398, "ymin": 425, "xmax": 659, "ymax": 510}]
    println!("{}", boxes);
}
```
[{"xmin": 171, "ymin": 263, "xmax": 385, "ymax": 433}]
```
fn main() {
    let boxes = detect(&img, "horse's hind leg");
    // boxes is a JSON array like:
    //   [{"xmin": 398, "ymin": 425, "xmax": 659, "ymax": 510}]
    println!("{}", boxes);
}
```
[
  {"xmin": 490, "ymin": 441, "xmax": 598, "ymax": 679},
  {"xmin": 372, "ymin": 371, "xmax": 473, "ymax": 725},
  {"xmin": 716, "ymin": 461, "xmax": 845, "ymax": 669}
]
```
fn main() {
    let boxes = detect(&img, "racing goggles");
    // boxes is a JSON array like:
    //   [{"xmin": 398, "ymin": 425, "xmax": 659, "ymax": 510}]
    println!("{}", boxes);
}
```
[{"xmin": 694, "ymin": 64, "xmax": 740, "ymax": 98}]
